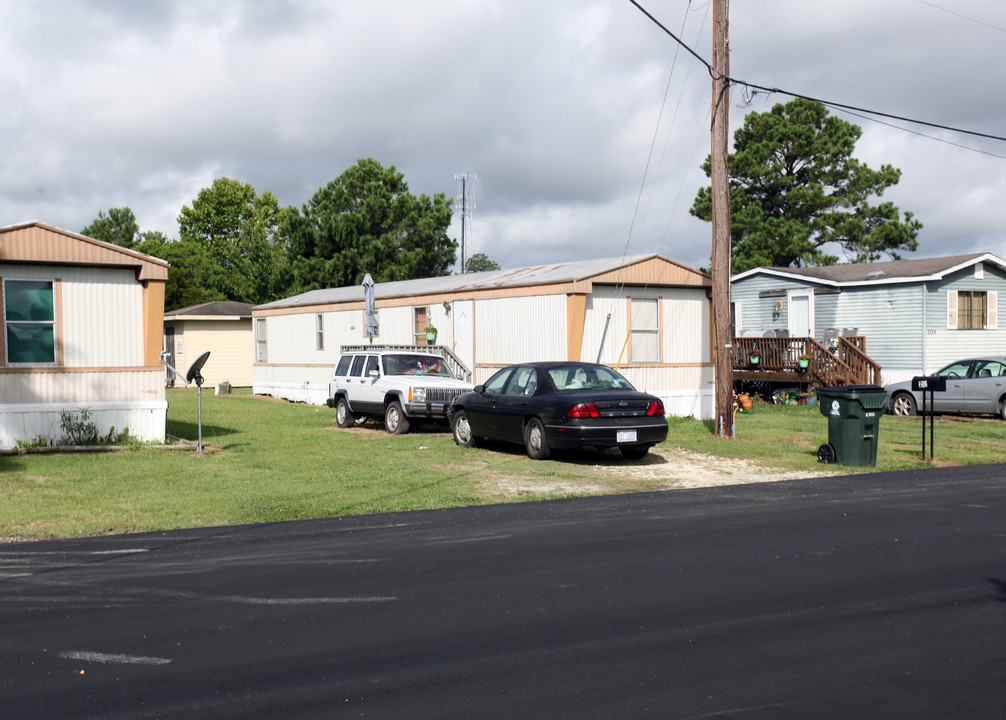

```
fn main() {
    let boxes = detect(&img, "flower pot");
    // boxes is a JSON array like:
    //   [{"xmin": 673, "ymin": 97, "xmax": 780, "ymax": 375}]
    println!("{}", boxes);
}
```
[
  {"xmin": 740, "ymin": 399, "xmax": 753, "ymax": 411},
  {"xmin": 426, "ymin": 332, "xmax": 437, "ymax": 343},
  {"xmin": 749, "ymin": 355, "xmax": 760, "ymax": 366},
  {"xmin": 798, "ymin": 358, "xmax": 809, "ymax": 369}
]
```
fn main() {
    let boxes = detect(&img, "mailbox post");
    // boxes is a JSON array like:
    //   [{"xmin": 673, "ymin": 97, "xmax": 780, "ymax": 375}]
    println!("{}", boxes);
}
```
[{"xmin": 912, "ymin": 375, "xmax": 946, "ymax": 460}]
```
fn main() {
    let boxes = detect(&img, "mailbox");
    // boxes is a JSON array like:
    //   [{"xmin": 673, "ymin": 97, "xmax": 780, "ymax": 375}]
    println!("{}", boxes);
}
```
[{"xmin": 912, "ymin": 376, "xmax": 946, "ymax": 392}]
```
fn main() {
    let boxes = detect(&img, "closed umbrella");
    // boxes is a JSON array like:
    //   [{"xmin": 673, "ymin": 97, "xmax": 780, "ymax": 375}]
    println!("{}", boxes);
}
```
[{"xmin": 363, "ymin": 273, "xmax": 379, "ymax": 342}]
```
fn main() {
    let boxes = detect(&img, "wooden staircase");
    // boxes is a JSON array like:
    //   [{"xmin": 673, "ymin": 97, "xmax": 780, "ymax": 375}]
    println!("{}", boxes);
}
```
[{"xmin": 731, "ymin": 336, "xmax": 880, "ymax": 388}]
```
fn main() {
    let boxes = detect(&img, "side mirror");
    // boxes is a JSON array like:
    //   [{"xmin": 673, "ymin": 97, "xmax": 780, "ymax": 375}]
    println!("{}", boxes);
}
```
[
  {"xmin": 369, "ymin": 369, "xmax": 380, "ymax": 378},
  {"xmin": 474, "ymin": 384, "xmax": 486, "ymax": 393}
]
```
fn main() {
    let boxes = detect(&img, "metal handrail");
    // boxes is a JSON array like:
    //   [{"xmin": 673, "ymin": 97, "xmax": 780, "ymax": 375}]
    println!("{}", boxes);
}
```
[{"xmin": 340, "ymin": 344, "xmax": 473, "ymax": 383}]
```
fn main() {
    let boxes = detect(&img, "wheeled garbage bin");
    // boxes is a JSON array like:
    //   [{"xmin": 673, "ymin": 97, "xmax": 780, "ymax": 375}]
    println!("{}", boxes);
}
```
[{"xmin": 815, "ymin": 385, "xmax": 887, "ymax": 466}]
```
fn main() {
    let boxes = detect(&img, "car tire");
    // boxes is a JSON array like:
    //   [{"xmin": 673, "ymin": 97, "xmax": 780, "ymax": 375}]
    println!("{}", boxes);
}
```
[
  {"xmin": 452, "ymin": 410, "xmax": 478, "ymax": 448},
  {"xmin": 1000, "ymin": 397, "xmax": 1006, "ymax": 422},
  {"xmin": 385, "ymin": 401, "xmax": 411, "ymax": 435},
  {"xmin": 619, "ymin": 444, "xmax": 650, "ymax": 461},
  {"xmin": 335, "ymin": 397, "xmax": 354, "ymax": 428},
  {"xmin": 891, "ymin": 392, "xmax": 917, "ymax": 417},
  {"xmin": 524, "ymin": 417, "xmax": 551, "ymax": 460}
]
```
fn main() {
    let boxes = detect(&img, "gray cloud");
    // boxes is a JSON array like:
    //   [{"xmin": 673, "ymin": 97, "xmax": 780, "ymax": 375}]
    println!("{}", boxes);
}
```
[{"xmin": 1, "ymin": 0, "xmax": 1003, "ymax": 273}]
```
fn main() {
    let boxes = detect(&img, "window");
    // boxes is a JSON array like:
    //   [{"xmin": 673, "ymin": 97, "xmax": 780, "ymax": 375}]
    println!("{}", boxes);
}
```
[
  {"xmin": 349, "ymin": 355, "xmax": 366, "ymax": 377},
  {"xmin": 255, "ymin": 318, "xmax": 267, "ymax": 362},
  {"xmin": 947, "ymin": 290, "xmax": 998, "ymax": 330},
  {"xmin": 365, "ymin": 355, "xmax": 380, "ymax": 377},
  {"xmin": 334, "ymin": 354, "xmax": 352, "ymax": 376},
  {"xmin": 629, "ymin": 297, "xmax": 660, "ymax": 363},
  {"xmin": 504, "ymin": 367, "xmax": 537, "ymax": 396},
  {"xmin": 316, "ymin": 314, "xmax": 324, "ymax": 351},
  {"xmin": 414, "ymin": 307, "xmax": 429, "ymax": 345},
  {"xmin": 4, "ymin": 279, "xmax": 56, "ymax": 364}
]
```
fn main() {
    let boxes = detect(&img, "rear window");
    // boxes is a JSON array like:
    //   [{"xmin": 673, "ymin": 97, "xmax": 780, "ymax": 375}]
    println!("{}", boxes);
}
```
[
  {"xmin": 334, "ymin": 355, "xmax": 353, "ymax": 377},
  {"xmin": 549, "ymin": 365, "xmax": 634, "ymax": 391}
]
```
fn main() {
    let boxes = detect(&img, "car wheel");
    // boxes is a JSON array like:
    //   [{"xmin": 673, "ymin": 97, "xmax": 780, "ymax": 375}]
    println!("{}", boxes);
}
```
[
  {"xmin": 335, "ymin": 397, "xmax": 354, "ymax": 428},
  {"xmin": 999, "ymin": 397, "xmax": 1006, "ymax": 421},
  {"xmin": 817, "ymin": 443, "xmax": 836, "ymax": 464},
  {"xmin": 385, "ymin": 401, "xmax": 411, "ymax": 435},
  {"xmin": 891, "ymin": 392, "xmax": 917, "ymax": 417},
  {"xmin": 524, "ymin": 417, "xmax": 551, "ymax": 460},
  {"xmin": 619, "ymin": 444, "xmax": 650, "ymax": 461},
  {"xmin": 452, "ymin": 410, "xmax": 478, "ymax": 448}
]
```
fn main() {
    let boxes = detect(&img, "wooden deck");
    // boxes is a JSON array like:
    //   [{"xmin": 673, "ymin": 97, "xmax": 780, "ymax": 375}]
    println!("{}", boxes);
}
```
[{"xmin": 732, "ymin": 336, "xmax": 880, "ymax": 389}]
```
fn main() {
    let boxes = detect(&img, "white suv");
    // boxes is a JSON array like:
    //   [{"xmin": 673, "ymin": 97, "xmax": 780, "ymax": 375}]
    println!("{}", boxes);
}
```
[{"xmin": 327, "ymin": 349, "xmax": 473, "ymax": 434}]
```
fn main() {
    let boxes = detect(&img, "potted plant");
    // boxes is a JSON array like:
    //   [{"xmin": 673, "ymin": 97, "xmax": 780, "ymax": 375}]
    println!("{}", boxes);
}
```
[
  {"xmin": 425, "ymin": 325, "xmax": 438, "ymax": 343},
  {"xmin": 798, "ymin": 353, "xmax": 811, "ymax": 369},
  {"xmin": 748, "ymin": 349, "xmax": 760, "ymax": 366}
]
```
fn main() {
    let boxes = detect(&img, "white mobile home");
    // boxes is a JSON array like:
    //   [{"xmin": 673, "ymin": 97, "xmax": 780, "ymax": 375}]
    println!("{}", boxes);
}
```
[
  {"xmin": 0, "ymin": 222, "xmax": 169, "ymax": 449},
  {"xmin": 253, "ymin": 255, "xmax": 714, "ymax": 419}
]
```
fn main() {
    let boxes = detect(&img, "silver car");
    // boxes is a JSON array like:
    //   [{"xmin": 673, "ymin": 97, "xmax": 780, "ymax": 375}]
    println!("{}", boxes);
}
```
[{"xmin": 885, "ymin": 357, "xmax": 1006, "ymax": 419}]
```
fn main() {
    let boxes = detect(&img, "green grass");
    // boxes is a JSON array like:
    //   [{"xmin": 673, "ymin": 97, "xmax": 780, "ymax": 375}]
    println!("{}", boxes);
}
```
[{"xmin": 1, "ymin": 390, "xmax": 1003, "ymax": 541}]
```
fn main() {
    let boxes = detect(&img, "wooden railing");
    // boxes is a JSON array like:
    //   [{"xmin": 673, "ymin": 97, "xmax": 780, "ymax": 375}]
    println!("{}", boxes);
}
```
[{"xmin": 732, "ymin": 336, "xmax": 880, "ymax": 387}]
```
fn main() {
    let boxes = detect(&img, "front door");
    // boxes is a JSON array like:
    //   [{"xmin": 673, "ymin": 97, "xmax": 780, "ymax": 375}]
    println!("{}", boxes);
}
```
[{"xmin": 788, "ymin": 291, "xmax": 813, "ymax": 338}]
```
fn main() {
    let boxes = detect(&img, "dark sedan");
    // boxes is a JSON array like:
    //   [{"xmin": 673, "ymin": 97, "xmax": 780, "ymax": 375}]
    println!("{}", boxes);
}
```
[{"xmin": 448, "ymin": 362, "xmax": 668, "ymax": 460}]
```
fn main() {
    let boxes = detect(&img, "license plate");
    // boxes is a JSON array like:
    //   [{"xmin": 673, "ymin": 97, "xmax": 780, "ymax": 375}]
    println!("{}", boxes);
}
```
[{"xmin": 617, "ymin": 430, "xmax": 637, "ymax": 443}]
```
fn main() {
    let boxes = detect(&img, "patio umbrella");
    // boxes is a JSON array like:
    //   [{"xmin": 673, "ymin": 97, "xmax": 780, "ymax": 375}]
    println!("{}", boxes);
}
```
[{"xmin": 363, "ymin": 273, "xmax": 379, "ymax": 342}]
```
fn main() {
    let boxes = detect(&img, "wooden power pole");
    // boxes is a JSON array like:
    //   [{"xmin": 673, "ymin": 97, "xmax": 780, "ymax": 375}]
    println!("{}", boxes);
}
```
[{"xmin": 711, "ymin": 0, "xmax": 733, "ymax": 437}]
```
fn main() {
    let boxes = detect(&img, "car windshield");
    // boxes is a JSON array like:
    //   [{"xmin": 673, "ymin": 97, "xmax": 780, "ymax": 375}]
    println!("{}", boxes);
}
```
[
  {"xmin": 383, "ymin": 354, "xmax": 456, "ymax": 378},
  {"xmin": 548, "ymin": 365, "xmax": 634, "ymax": 391}
]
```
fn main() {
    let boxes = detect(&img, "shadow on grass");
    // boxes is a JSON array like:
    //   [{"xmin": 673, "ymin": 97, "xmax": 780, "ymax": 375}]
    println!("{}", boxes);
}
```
[{"xmin": 167, "ymin": 420, "xmax": 241, "ymax": 441}]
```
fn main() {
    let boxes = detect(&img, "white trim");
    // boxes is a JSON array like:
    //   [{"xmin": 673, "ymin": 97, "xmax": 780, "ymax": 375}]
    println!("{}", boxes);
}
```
[
  {"xmin": 732, "ymin": 253, "xmax": 1006, "ymax": 288},
  {"xmin": 947, "ymin": 290, "xmax": 958, "ymax": 329}
]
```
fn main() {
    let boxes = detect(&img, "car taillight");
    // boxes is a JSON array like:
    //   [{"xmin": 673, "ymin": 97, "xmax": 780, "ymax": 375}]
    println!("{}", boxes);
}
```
[
  {"xmin": 566, "ymin": 402, "xmax": 600, "ymax": 418},
  {"xmin": 646, "ymin": 400, "xmax": 665, "ymax": 416}
]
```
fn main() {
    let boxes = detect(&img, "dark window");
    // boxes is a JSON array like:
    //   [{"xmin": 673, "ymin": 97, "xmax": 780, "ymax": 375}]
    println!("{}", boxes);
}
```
[{"xmin": 4, "ymin": 279, "xmax": 55, "ymax": 364}]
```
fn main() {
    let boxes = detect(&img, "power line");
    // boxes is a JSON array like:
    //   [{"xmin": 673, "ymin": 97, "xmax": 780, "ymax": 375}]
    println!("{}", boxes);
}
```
[{"xmin": 626, "ymin": 0, "xmax": 1006, "ymax": 146}]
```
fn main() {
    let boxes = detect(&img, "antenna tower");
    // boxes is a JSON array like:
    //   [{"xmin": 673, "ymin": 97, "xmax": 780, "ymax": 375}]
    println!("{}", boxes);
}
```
[{"xmin": 454, "ymin": 172, "xmax": 476, "ymax": 272}]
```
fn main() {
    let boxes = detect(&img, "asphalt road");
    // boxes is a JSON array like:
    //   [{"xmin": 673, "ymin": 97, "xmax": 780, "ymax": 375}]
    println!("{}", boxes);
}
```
[{"xmin": 2, "ymin": 465, "xmax": 1005, "ymax": 719}]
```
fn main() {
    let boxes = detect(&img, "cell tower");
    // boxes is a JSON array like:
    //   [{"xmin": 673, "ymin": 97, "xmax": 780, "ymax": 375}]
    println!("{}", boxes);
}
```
[{"xmin": 454, "ymin": 172, "xmax": 476, "ymax": 272}]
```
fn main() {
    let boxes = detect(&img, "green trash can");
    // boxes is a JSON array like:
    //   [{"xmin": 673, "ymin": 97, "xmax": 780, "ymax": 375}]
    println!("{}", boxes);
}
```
[{"xmin": 815, "ymin": 385, "xmax": 887, "ymax": 466}]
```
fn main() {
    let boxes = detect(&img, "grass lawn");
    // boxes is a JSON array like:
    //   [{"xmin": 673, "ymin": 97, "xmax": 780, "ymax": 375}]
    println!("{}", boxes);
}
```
[{"xmin": 1, "ymin": 389, "xmax": 1002, "ymax": 541}]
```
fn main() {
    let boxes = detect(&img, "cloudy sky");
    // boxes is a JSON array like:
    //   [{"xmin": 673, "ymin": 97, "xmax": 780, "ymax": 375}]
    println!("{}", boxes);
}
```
[{"xmin": 2, "ymin": 0, "xmax": 1004, "ymax": 274}]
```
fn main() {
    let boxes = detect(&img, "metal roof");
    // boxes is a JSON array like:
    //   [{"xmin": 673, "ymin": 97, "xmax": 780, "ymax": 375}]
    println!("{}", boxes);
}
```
[
  {"xmin": 165, "ymin": 301, "xmax": 254, "ymax": 318},
  {"xmin": 732, "ymin": 253, "xmax": 1005, "ymax": 286},
  {"xmin": 256, "ymin": 253, "xmax": 685, "ymax": 310}
]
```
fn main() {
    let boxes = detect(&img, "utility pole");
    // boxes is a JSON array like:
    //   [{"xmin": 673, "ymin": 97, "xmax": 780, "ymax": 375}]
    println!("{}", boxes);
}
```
[{"xmin": 711, "ymin": 0, "xmax": 733, "ymax": 438}]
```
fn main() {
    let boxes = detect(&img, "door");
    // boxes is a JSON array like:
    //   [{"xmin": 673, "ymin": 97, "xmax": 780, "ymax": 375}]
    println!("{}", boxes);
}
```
[
  {"xmin": 493, "ymin": 367, "xmax": 538, "ymax": 442},
  {"xmin": 964, "ymin": 360, "xmax": 1006, "ymax": 414},
  {"xmin": 453, "ymin": 300, "xmax": 474, "ymax": 379},
  {"xmin": 164, "ymin": 327, "xmax": 176, "ymax": 386},
  {"xmin": 787, "ymin": 291, "xmax": 813, "ymax": 338},
  {"xmin": 934, "ymin": 360, "xmax": 971, "ymax": 412}
]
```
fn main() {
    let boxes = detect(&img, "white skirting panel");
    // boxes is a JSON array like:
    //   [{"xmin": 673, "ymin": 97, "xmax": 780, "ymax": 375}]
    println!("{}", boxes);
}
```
[
  {"xmin": 0, "ymin": 401, "xmax": 167, "ymax": 450},
  {"xmin": 656, "ymin": 389, "xmax": 715, "ymax": 421},
  {"xmin": 253, "ymin": 382, "xmax": 330, "ymax": 406}
]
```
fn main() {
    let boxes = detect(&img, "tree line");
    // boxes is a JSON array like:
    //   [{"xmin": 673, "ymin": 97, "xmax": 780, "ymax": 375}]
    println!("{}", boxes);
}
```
[
  {"xmin": 82, "ymin": 158, "xmax": 500, "ymax": 311},
  {"xmin": 83, "ymin": 100, "xmax": 921, "ymax": 311}
]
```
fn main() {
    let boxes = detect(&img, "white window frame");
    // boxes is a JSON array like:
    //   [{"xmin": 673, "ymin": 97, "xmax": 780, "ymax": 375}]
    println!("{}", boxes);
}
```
[
  {"xmin": 255, "ymin": 318, "xmax": 267, "ymax": 362},
  {"xmin": 316, "ymin": 313, "xmax": 325, "ymax": 351},
  {"xmin": 629, "ymin": 297, "xmax": 661, "ymax": 363}
]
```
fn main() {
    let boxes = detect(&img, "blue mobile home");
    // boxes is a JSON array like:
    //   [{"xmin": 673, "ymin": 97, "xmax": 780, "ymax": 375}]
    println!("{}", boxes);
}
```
[{"xmin": 731, "ymin": 253, "xmax": 1006, "ymax": 384}]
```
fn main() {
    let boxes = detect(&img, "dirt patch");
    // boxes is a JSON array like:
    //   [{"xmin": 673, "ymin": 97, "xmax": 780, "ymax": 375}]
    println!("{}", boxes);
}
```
[{"xmin": 485, "ymin": 446, "xmax": 838, "ymax": 499}]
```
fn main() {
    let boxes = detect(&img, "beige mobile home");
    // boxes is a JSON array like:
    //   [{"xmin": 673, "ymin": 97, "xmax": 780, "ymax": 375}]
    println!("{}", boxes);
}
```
[
  {"xmin": 164, "ymin": 301, "xmax": 254, "ymax": 388},
  {"xmin": 0, "ymin": 222, "xmax": 168, "ymax": 449},
  {"xmin": 253, "ymin": 255, "xmax": 714, "ymax": 419}
]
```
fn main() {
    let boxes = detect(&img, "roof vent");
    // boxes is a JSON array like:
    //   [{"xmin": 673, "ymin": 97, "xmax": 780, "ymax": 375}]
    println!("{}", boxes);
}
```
[{"xmin": 867, "ymin": 271, "xmax": 885, "ymax": 280}]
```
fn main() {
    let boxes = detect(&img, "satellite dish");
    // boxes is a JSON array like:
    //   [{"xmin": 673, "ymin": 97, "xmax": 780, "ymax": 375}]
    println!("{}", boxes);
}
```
[{"xmin": 186, "ymin": 351, "xmax": 211, "ymax": 385}]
